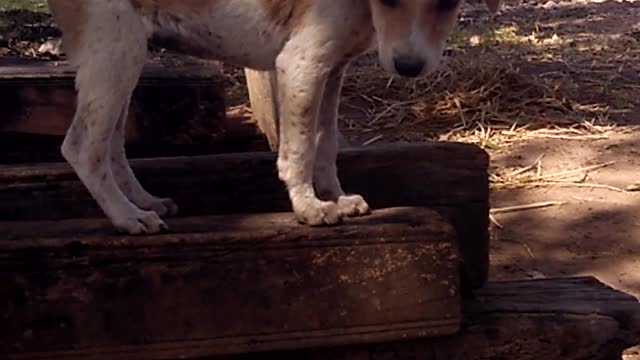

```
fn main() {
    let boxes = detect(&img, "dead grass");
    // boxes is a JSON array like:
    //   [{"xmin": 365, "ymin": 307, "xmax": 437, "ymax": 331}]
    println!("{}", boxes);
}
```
[
  {"xmin": 490, "ymin": 154, "xmax": 626, "ymax": 191},
  {"xmin": 340, "ymin": 50, "xmax": 619, "ymax": 149}
]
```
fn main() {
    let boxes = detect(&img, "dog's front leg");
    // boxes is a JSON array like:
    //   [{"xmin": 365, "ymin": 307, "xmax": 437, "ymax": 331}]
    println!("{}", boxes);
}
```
[
  {"xmin": 275, "ymin": 42, "xmax": 342, "ymax": 226},
  {"xmin": 313, "ymin": 64, "xmax": 370, "ymax": 217},
  {"xmin": 59, "ymin": 7, "xmax": 168, "ymax": 235},
  {"xmin": 110, "ymin": 99, "xmax": 179, "ymax": 217}
]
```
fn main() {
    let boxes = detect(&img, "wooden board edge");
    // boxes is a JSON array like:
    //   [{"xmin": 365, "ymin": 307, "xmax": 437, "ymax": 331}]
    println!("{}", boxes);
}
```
[{"xmin": 7, "ymin": 320, "xmax": 460, "ymax": 360}]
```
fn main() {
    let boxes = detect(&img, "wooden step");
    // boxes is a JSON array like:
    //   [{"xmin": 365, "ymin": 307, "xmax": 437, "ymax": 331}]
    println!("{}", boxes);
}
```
[
  {"xmin": 219, "ymin": 277, "xmax": 640, "ymax": 360},
  {"xmin": 0, "ymin": 57, "xmax": 266, "ymax": 151},
  {"xmin": 0, "ymin": 207, "xmax": 461, "ymax": 359},
  {"xmin": 0, "ymin": 142, "xmax": 491, "ymax": 290}
]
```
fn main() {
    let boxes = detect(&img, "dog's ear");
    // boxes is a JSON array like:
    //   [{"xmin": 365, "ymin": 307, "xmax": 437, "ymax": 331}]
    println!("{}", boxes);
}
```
[{"xmin": 484, "ymin": 0, "xmax": 501, "ymax": 13}]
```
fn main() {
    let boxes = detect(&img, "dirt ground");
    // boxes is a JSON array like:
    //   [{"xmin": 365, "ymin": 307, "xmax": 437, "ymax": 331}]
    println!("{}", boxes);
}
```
[
  {"xmin": 2, "ymin": 0, "xmax": 640, "ymax": 345},
  {"xmin": 458, "ymin": 0, "xmax": 640, "ymax": 294}
]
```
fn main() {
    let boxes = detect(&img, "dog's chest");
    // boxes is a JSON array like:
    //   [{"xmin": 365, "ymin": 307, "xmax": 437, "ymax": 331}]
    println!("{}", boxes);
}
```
[{"xmin": 141, "ymin": 1, "xmax": 288, "ymax": 70}]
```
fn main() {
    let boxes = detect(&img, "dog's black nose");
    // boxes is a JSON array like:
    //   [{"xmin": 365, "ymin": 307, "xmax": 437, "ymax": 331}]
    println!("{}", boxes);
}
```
[{"xmin": 393, "ymin": 56, "xmax": 425, "ymax": 77}]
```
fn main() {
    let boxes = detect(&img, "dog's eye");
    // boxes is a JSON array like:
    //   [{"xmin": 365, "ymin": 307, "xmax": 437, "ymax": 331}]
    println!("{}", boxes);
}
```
[
  {"xmin": 380, "ymin": 0, "xmax": 399, "ymax": 8},
  {"xmin": 435, "ymin": 0, "xmax": 460, "ymax": 12}
]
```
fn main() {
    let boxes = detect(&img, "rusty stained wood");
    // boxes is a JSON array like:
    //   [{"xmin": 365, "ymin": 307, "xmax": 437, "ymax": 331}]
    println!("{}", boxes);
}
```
[
  {"xmin": 0, "ymin": 57, "xmax": 266, "ymax": 148},
  {"xmin": 0, "ymin": 207, "xmax": 461, "ymax": 360},
  {"xmin": 0, "ymin": 142, "xmax": 490, "ymax": 289}
]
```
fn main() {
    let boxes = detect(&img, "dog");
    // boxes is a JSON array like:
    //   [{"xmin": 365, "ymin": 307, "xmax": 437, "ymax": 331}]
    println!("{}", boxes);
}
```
[{"xmin": 47, "ymin": 0, "xmax": 500, "ymax": 235}]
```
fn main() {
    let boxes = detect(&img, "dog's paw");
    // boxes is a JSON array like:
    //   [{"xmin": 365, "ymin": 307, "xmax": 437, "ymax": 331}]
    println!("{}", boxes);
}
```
[
  {"xmin": 337, "ymin": 194, "xmax": 370, "ymax": 217},
  {"xmin": 144, "ymin": 197, "xmax": 179, "ymax": 218},
  {"xmin": 294, "ymin": 198, "xmax": 342, "ymax": 226},
  {"xmin": 113, "ymin": 209, "xmax": 169, "ymax": 235}
]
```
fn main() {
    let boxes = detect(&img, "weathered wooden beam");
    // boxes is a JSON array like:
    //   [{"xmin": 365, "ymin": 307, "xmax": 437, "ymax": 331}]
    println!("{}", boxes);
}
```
[
  {"xmin": 0, "ymin": 207, "xmax": 461, "ymax": 360},
  {"xmin": 244, "ymin": 68, "xmax": 350, "ymax": 150},
  {"xmin": 221, "ymin": 277, "xmax": 640, "ymax": 360},
  {"xmin": 228, "ymin": 277, "xmax": 640, "ymax": 360},
  {"xmin": 452, "ymin": 276, "xmax": 640, "ymax": 360},
  {"xmin": 0, "ymin": 132, "xmax": 270, "ymax": 165},
  {"xmin": 0, "ymin": 57, "xmax": 266, "ymax": 150},
  {"xmin": 0, "ymin": 142, "xmax": 490, "ymax": 289}
]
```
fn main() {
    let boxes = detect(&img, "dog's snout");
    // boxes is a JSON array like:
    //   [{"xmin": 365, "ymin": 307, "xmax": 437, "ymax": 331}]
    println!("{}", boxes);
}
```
[{"xmin": 393, "ymin": 56, "xmax": 425, "ymax": 77}]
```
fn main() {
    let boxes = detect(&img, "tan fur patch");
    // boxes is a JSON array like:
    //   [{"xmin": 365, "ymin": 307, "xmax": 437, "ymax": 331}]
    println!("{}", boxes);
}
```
[
  {"xmin": 47, "ymin": 0, "xmax": 88, "ymax": 58},
  {"xmin": 369, "ymin": 0, "xmax": 460, "ymax": 52},
  {"xmin": 424, "ymin": 5, "xmax": 460, "ymax": 44},
  {"xmin": 261, "ymin": 0, "xmax": 311, "ymax": 31},
  {"xmin": 128, "ymin": 0, "xmax": 213, "ymax": 17}
]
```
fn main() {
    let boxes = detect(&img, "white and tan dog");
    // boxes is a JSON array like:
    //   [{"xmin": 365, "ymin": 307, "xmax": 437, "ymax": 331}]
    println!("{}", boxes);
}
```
[{"xmin": 47, "ymin": 0, "xmax": 499, "ymax": 234}]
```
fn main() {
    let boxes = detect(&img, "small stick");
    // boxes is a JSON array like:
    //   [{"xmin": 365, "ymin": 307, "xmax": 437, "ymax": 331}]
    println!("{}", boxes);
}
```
[
  {"xmin": 537, "ymin": 161, "xmax": 615, "ymax": 180},
  {"xmin": 531, "ymin": 134, "xmax": 609, "ymax": 140},
  {"xmin": 368, "ymin": 106, "xmax": 395, "ymax": 126},
  {"xmin": 489, "ymin": 214, "xmax": 504, "ymax": 229},
  {"xmin": 536, "ymin": 157, "xmax": 543, "ymax": 178},
  {"xmin": 520, "ymin": 242, "xmax": 535, "ymax": 258},
  {"xmin": 453, "ymin": 98, "xmax": 467, "ymax": 127},
  {"xmin": 539, "ymin": 182, "xmax": 626, "ymax": 192},
  {"xmin": 501, "ymin": 238, "xmax": 536, "ymax": 258},
  {"xmin": 508, "ymin": 153, "xmax": 545, "ymax": 177},
  {"xmin": 362, "ymin": 134, "xmax": 384, "ymax": 146},
  {"xmin": 516, "ymin": 181, "xmax": 625, "ymax": 192},
  {"xmin": 385, "ymin": 76, "xmax": 395, "ymax": 89},
  {"xmin": 490, "ymin": 201, "xmax": 565, "ymax": 214}
]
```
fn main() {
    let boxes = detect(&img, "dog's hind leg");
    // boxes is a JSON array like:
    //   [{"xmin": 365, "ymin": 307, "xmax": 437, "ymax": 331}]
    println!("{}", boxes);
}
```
[
  {"xmin": 110, "ymin": 101, "xmax": 179, "ymax": 217},
  {"xmin": 313, "ymin": 65, "xmax": 369, "ymax": 217},
  {"xmin": 61, "ymin": 2, "xmax": 167, "ymax": 234}
]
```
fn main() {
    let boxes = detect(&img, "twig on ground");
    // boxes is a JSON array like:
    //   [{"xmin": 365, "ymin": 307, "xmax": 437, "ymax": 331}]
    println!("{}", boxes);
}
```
[
  {"xmin": 362, "ymin": 134, "xmax": 384, "ymax": 146},
  {"xmin": 490, "ymin": 201, "xmax": 565, "ymax": 214},
  {"xmin": 537, "ymin": 161, "xmax": 616, "ymax": 180},
  {"xmin": 507, "ymin": 153, "xmax": 545, "ymax": 177},
  {"xmin": 520, "ymin": 242, "xmax": 536, "ymax": 258},
  {"xmin": 527, "ymin": 182, "xmax": 626, "ymax": 192},
  {"xmin": 529, "ymin": 134, "xmax": 610, "ymax": 140},
  {"xmin": 489, "ymin": 214, "xmax": 504, "ymax": 229}
]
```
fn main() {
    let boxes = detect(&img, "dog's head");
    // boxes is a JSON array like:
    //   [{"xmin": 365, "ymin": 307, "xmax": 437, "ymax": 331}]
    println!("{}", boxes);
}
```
[{"xmin": 369, "ymin": 0, "xmax": 500, "ymax": 77}]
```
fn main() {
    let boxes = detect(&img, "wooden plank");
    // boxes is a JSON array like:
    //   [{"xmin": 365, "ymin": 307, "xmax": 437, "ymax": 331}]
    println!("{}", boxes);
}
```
[
  {"xmin": 0, "ymin": 57, "xmax": 267, "ymax": 150},
  {"xmin": 0, "ymin": 142, "xmax": 488, "ymax": 217},
  {"xmin": 452, "ymin": 276, "xmax": 640, "ymax": 359},
  {"xmin": 0, "ymin": 57, "xmax": 223, "ymax": 80},
  {"xmin": 0, "ymin": 207, "xmax": 461, "ymax": 360},
  {"xmin": 0, "ymin": 142, "xmax": 490, "ymax": 289},
  {"xmin": 222, "ymin": 277, "xmax": 640, "ymax": 360},
  {"xmin": 0, "ymin": 133, "xmax": 270, "ymax": 165},
  {"xmin": 243, "ymin": 68, "xmax": 350, "ymax": 150}
]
